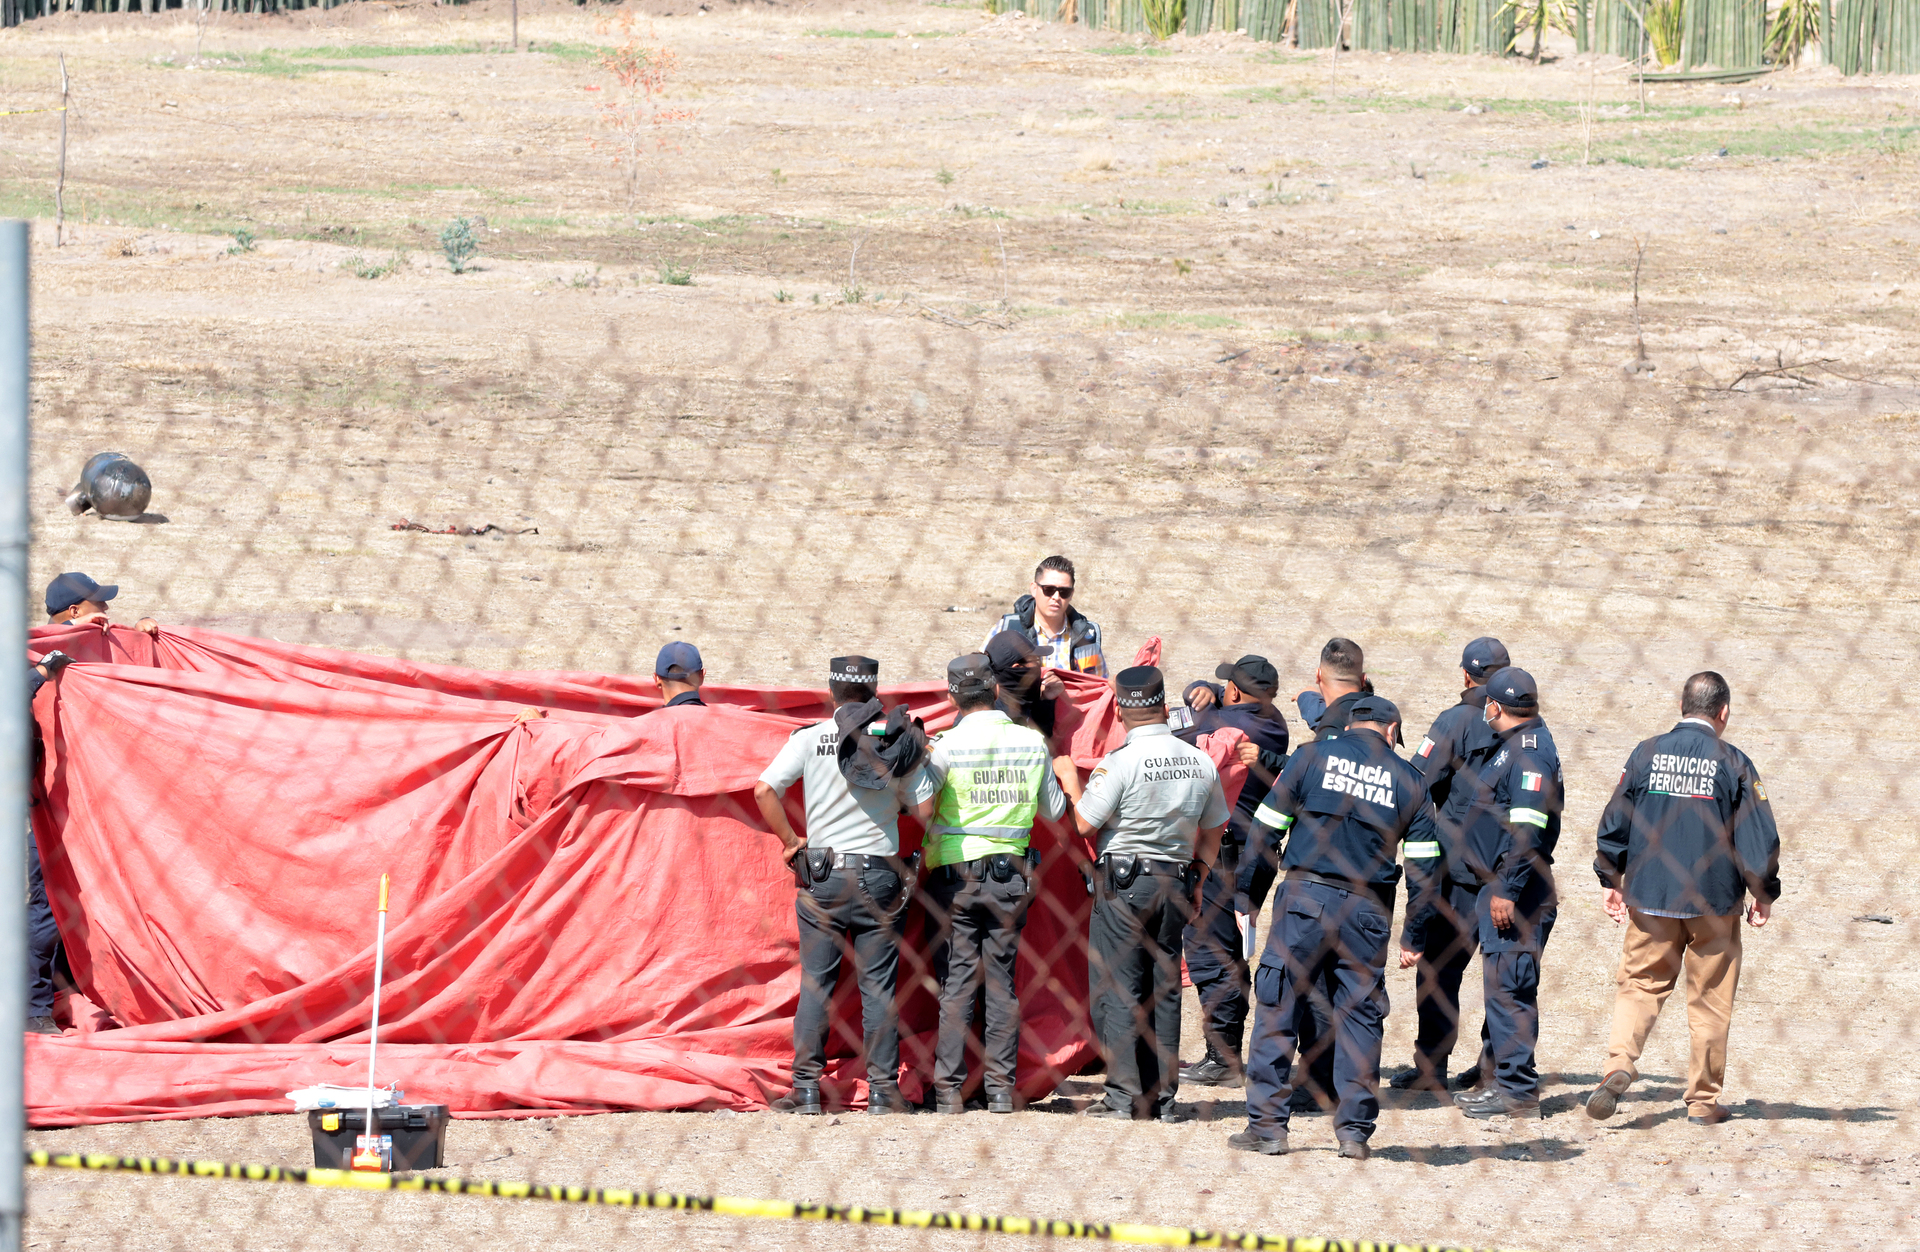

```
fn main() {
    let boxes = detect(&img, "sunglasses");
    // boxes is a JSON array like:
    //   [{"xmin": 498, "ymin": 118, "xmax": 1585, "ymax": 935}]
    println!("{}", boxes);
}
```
[{"xmin": 1035, "ymin": 583, "xmax": 1074, "ymax": 599}]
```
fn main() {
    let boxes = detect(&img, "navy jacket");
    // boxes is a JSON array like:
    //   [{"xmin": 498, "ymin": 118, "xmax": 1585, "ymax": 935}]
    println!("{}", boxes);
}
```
[
  {"xmin": 1239, "ymin": 727, "xmax": 1436, "ymax": 917},
  {"xmin": 1176, "ymin": 683, "xmax": 1289, "ymax": 848},
  {"xmin": 1459, "ymin": 716, "xmax": 1563, "ymax": 909},
  {"xmin": 1402, "ymin": 686, "xmax": 1498, "ymax": 946},
  {"xmin": 1593, "ymin": 720, "xmax": 1782, "ymax": 915}
]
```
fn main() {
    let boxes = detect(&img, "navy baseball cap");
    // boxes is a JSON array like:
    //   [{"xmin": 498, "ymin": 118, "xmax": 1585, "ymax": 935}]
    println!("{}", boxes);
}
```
[
  {"xmin": 1115, "ymin": 666, "xmax": 1166, "ymax": 708},
  {"xmin": 655, "ymin": 641, "xmax": 704, "ymax": 679},
  {"xmin": 1485, "ymin": 666, "xmax": 1539, "ymax": 711},
  {"xmin": 46, "ymin": 572, "xmax": 118, "ymax": 616},
  {"xmin": 1215, "ymin": 655, "xmax": 1280, "ymax": 697},
  {"xmin": 1348, "ymin": 694, "xmax": 1401, "ymax": 725},
  {"xmin": 1461, "ymin": 637, "xmax": 1510, "ymax": 681},
  {"xmin": 947, "ymin": 652, "xmax": 996, "ymax": 698}
]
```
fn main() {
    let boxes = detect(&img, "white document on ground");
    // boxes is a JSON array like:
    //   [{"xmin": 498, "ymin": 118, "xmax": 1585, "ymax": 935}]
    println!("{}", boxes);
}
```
[{"xmin": 287, "ymin": 1084, "xmax": 403, "ymax": 1112}]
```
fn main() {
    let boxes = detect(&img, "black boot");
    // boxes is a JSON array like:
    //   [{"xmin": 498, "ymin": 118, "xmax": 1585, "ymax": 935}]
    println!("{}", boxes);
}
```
[
  {"xmin": 1182, "ymin": 1047, "xmax": 1243, "ymax": 1088},
  {"xmin": 867, "ymin": 1081, "xmax": 912, "ymax": 1116},
  {"xmin": 772, "ymin": 1083, "xmax": 823, "ymax": 1115}
]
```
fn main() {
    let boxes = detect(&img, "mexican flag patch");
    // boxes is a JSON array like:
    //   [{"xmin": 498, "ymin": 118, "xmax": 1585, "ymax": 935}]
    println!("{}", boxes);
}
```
[
  {"xmin": 1521, "ymin": 771, "xmax": 1543, "ymax": 791},
  {"xmin": 1416, "ymin": 737, "xmax": 1435, "ymax": 758}
]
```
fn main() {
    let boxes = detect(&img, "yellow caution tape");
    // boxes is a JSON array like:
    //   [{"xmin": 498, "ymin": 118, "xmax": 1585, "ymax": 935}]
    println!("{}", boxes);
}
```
[{"xmin": 28, "ymin": 1150, "xmax": 1526, "ymax": 1252}]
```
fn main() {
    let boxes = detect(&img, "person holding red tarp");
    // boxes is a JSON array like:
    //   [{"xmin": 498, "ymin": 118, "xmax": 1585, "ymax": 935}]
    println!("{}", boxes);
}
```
[{"xmin": 21, "ymin": 623, "xmax": 1132, "ymax": 1127}]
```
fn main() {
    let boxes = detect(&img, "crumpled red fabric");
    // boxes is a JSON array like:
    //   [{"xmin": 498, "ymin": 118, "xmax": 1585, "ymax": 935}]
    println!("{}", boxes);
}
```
[{"xmin": 24, "ymin": 624, "xmax": 1181, "ymax": 1126}]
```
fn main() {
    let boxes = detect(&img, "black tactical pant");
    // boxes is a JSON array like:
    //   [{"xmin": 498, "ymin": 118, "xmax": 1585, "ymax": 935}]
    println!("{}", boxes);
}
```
[
  {"xmin": 926, "ymin": 858, "xmax": 1033, "ymax": 1104},
  {"xmin": 1091, "ymin": 862, "xmax": 1192, "ymax": 1118},
  {"xmin": 27, "ymin": 830, "xmax": 61, "ymax": 1018},
  {"xmin": 1181, "ymin": 842, "xmax": 1247, "ymax": 1062},
  {"xmin": 1476, "ymin": 880, "xmax": 1558, "ymax": 1102},
  {"xmin": 792, "ymin": 858, "xmax": 908, "ymax": 1087},
  {"xmin": 1410, "ymin": 877, "xmax": 1489, "ymax": 1080}
]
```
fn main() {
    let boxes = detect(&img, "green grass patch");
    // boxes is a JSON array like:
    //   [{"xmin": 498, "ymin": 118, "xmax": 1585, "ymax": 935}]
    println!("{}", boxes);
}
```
[
  {"xmin": 1109, "ymin": 311, "xmax": 1240, "ymax": 330},
  {"xmin": 1575, "ymin": 120, "xmax": 1920, "ymax": 167},
  {"xmin": 808, "ymin": 27, "xmax": 897, "ymax": 37},
  {"xmin": 1091, "ymin": 43, "xmax": 1172, "ymax": 54},
  {"xmin": 283, "ymin": 42, "xmax": 492, "ymax": 59},
  {"xmin": 168, "ymin": 52, "xmax": 379, "ymax": 77},
  {"xmin": 288, "ymin": 182, "xmax": 481, "ymax": 200},
  {"xmin": 527, "ymin": 41, "xmax": 610, "ymax": 61}
]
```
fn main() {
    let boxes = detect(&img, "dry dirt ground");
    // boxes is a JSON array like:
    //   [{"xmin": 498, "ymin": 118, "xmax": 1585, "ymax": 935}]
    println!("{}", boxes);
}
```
[{"xmin": 6, "ymin": 1, "xmax": 1920, "ymax": 1248}]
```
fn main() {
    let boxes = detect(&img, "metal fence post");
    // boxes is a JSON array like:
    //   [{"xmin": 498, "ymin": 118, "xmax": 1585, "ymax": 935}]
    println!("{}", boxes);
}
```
[{"xmin": 0, "ymin": 218, "xmax": 32, "ymax": 1252}]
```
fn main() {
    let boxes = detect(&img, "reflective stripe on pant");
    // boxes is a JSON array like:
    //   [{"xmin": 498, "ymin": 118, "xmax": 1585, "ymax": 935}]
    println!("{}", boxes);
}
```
[
  {"xmin": 926, "ymin": 868, "xmax": 1032, "ymax": 1102},
  {"xmin": 1244, "ymin": 879, "xmax": 1391, "ymax": 1142},
  {"xmin": 1604, "ymin": 909, "xmax": 1743, "ymax": 1112},
  {"xmin": 1090, "ymin": 868, "xmax": 1190, "ymax": 1118},
  {"xmin": 1180, "ymin": 843, "xmax": 1247, "ymax": 1060},
  {"xmin": 791, "ymin": 862, "xmax": 906, "ymax": 1087},
  {"xmin": 1411, "ymin": 878, "xmax": 1482, "ymax": 1076}
]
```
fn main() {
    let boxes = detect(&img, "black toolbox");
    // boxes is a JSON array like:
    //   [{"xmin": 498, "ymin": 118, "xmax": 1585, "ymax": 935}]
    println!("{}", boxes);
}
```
[{"xmin": 308, "ymin": 1105, "xmax": 449, "ymax": 1171}]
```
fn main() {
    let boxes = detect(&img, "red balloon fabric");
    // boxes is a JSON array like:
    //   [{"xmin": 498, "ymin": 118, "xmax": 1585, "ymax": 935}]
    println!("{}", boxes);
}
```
[{"xmin": 22, "ymin": 624, "xmax": 1243, "ymax": 1127}]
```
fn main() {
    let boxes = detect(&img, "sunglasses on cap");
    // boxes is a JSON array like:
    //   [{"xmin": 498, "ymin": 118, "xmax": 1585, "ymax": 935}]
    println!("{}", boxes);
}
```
[{"xmin": 1035, "ymin": 583, "xmax": 1074, "ymax": 600}]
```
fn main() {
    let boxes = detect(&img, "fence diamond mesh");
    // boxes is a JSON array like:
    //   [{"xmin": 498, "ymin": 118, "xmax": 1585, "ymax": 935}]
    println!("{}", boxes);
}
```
[{"xmin": 6, "ymin": 5, "xmax": 1918, "ymax": 1251}]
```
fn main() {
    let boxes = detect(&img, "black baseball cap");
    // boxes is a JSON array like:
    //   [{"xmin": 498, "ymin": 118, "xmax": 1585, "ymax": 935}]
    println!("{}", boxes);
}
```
[
  {"xmin": 655, "ymin": 641, "xmax": 704, "ymax": 679},
  {"xmin": 829, "ymin": 655, "xmax": 879, "ymax": 684},
  {"xmin": 1115, "ymin": 666, "xmax": 1166, "ymax": 708},
  {"xmin": 947, "ymin": 653, "xmax": 996, "ymax": 698},
  {"xmin": 1461, "ymin": 637, "xmax": 1511, "ymax": 681},
  {"xmin": 1485, "ymin": 666, "xmax": 1539, "ymax": 712},
  {"xmin": 1348, "ymin": 694, "xmax": 1401, "ymax": 725},
  {"xmin": 985, "ymin": 631, "xmax": 1040, "ymax": 677},
  {"xmin": 46, "ymin": 572, "xmax": 117, "ymax": 616},
  {"xmin": 1215, "ymin": 655, "xmax": 1279, "ymax": 697}
]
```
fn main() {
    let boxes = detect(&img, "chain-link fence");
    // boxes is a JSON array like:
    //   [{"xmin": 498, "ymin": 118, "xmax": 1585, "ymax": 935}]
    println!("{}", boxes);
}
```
[{"xmin": 7, "ymin": 5, "xmax": 1920, "ymax": 1250}]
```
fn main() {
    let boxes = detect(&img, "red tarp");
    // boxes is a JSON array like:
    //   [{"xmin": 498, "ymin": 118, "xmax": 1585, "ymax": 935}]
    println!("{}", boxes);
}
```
[{"xmin": 24, "ymin": 624, "xmax": 1243, "ymax": 1127}]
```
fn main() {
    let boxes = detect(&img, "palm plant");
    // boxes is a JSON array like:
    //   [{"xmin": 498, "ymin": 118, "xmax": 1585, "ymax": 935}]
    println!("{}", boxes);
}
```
[
  {"xmin": 1644, "ymin": 0, "xmax": 1685, "ymax": 66},
  {"xmin": 1142, "ymin": 0, "xmax": 1186, "ymax": 39},
  {"xmin": 1765, "ymin": 0, "xmax": 1821, "ymax": 65}
]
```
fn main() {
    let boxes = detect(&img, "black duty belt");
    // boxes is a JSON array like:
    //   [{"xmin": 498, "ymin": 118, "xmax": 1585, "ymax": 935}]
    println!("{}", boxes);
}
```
[
  {"xmin": 1096, "ymin": 854, "xmax": 1196, "ymax": 893},
  {"xmin": 936, "ymin": 849, "xmax": 1039, "ymax": 884},
  {"xmin": 797, "ymin": 848, "xmax": 919, "ymax": 889}
]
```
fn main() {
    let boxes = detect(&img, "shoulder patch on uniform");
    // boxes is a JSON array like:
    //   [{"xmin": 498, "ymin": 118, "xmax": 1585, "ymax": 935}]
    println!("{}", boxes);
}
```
[
  {"xmin": 1521, "ymin": 771, "xmax": 1543, "ymax": 792},
  {"xmin": 1416, "ymin": 737, "xmax": 1435, "ymax": 758},
  {"xmin": 1754, "ymin": 779, "xmax": 1767, "ymax": 801},
  {"xmin": 1090, "ymin": 767, "xmax": 1108, "ymax": 779},
  {"xmin": 1521, "ymin": 733, "xmax": 1538, "ymax": 749}
]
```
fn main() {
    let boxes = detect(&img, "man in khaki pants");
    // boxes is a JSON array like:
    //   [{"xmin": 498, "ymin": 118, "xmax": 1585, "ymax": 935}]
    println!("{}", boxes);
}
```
[{"xmin": 1586, "ymin": 671, "xmax": 1782, "ymax": 1126}]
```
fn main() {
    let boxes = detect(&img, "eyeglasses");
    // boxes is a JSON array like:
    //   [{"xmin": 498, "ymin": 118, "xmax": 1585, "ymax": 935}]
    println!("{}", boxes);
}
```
[{"xmin": 1036, "ymin": 583, "xmax": 1074, "ymax": 600}]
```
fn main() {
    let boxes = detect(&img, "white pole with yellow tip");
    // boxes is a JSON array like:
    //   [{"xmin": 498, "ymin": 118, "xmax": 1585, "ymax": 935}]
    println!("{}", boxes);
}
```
[{"xmin": 351, "ymin": 874, "xmax": 392, "ymax": 1173}]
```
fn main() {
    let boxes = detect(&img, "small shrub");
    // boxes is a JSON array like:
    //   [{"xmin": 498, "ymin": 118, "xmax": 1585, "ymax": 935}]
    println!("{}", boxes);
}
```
[
  {"xmin": 226, "ymin": 227, "xmax": 256, "ymax": 255},
  {"xmin": 936, "ymin": 167, "xmax": 955, "ymax": 187},
  {"xmin": 569, "ymin": 268, "xmax": 602, "ymax": 288},
  {"xmin": 774, "ymin": 289, "xmax": 794, "ymax": 302},
  {"xmin": 841, "ymin": 284, "xmax": 865, "ymax": 304},
  {"xmin": 770, "ymin": 168, "xmax": 788, "ymax": 185},
  {"xmin": 441, "ymin": 218, "xmax": 479, "ymax": 273},
  {"xmin": 658, "ymin": 261, "xmax": 693, "ymax": 285},
  {"xmin": 346, "ymin": 250, "xmax": 406, "ymax": 280}
]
